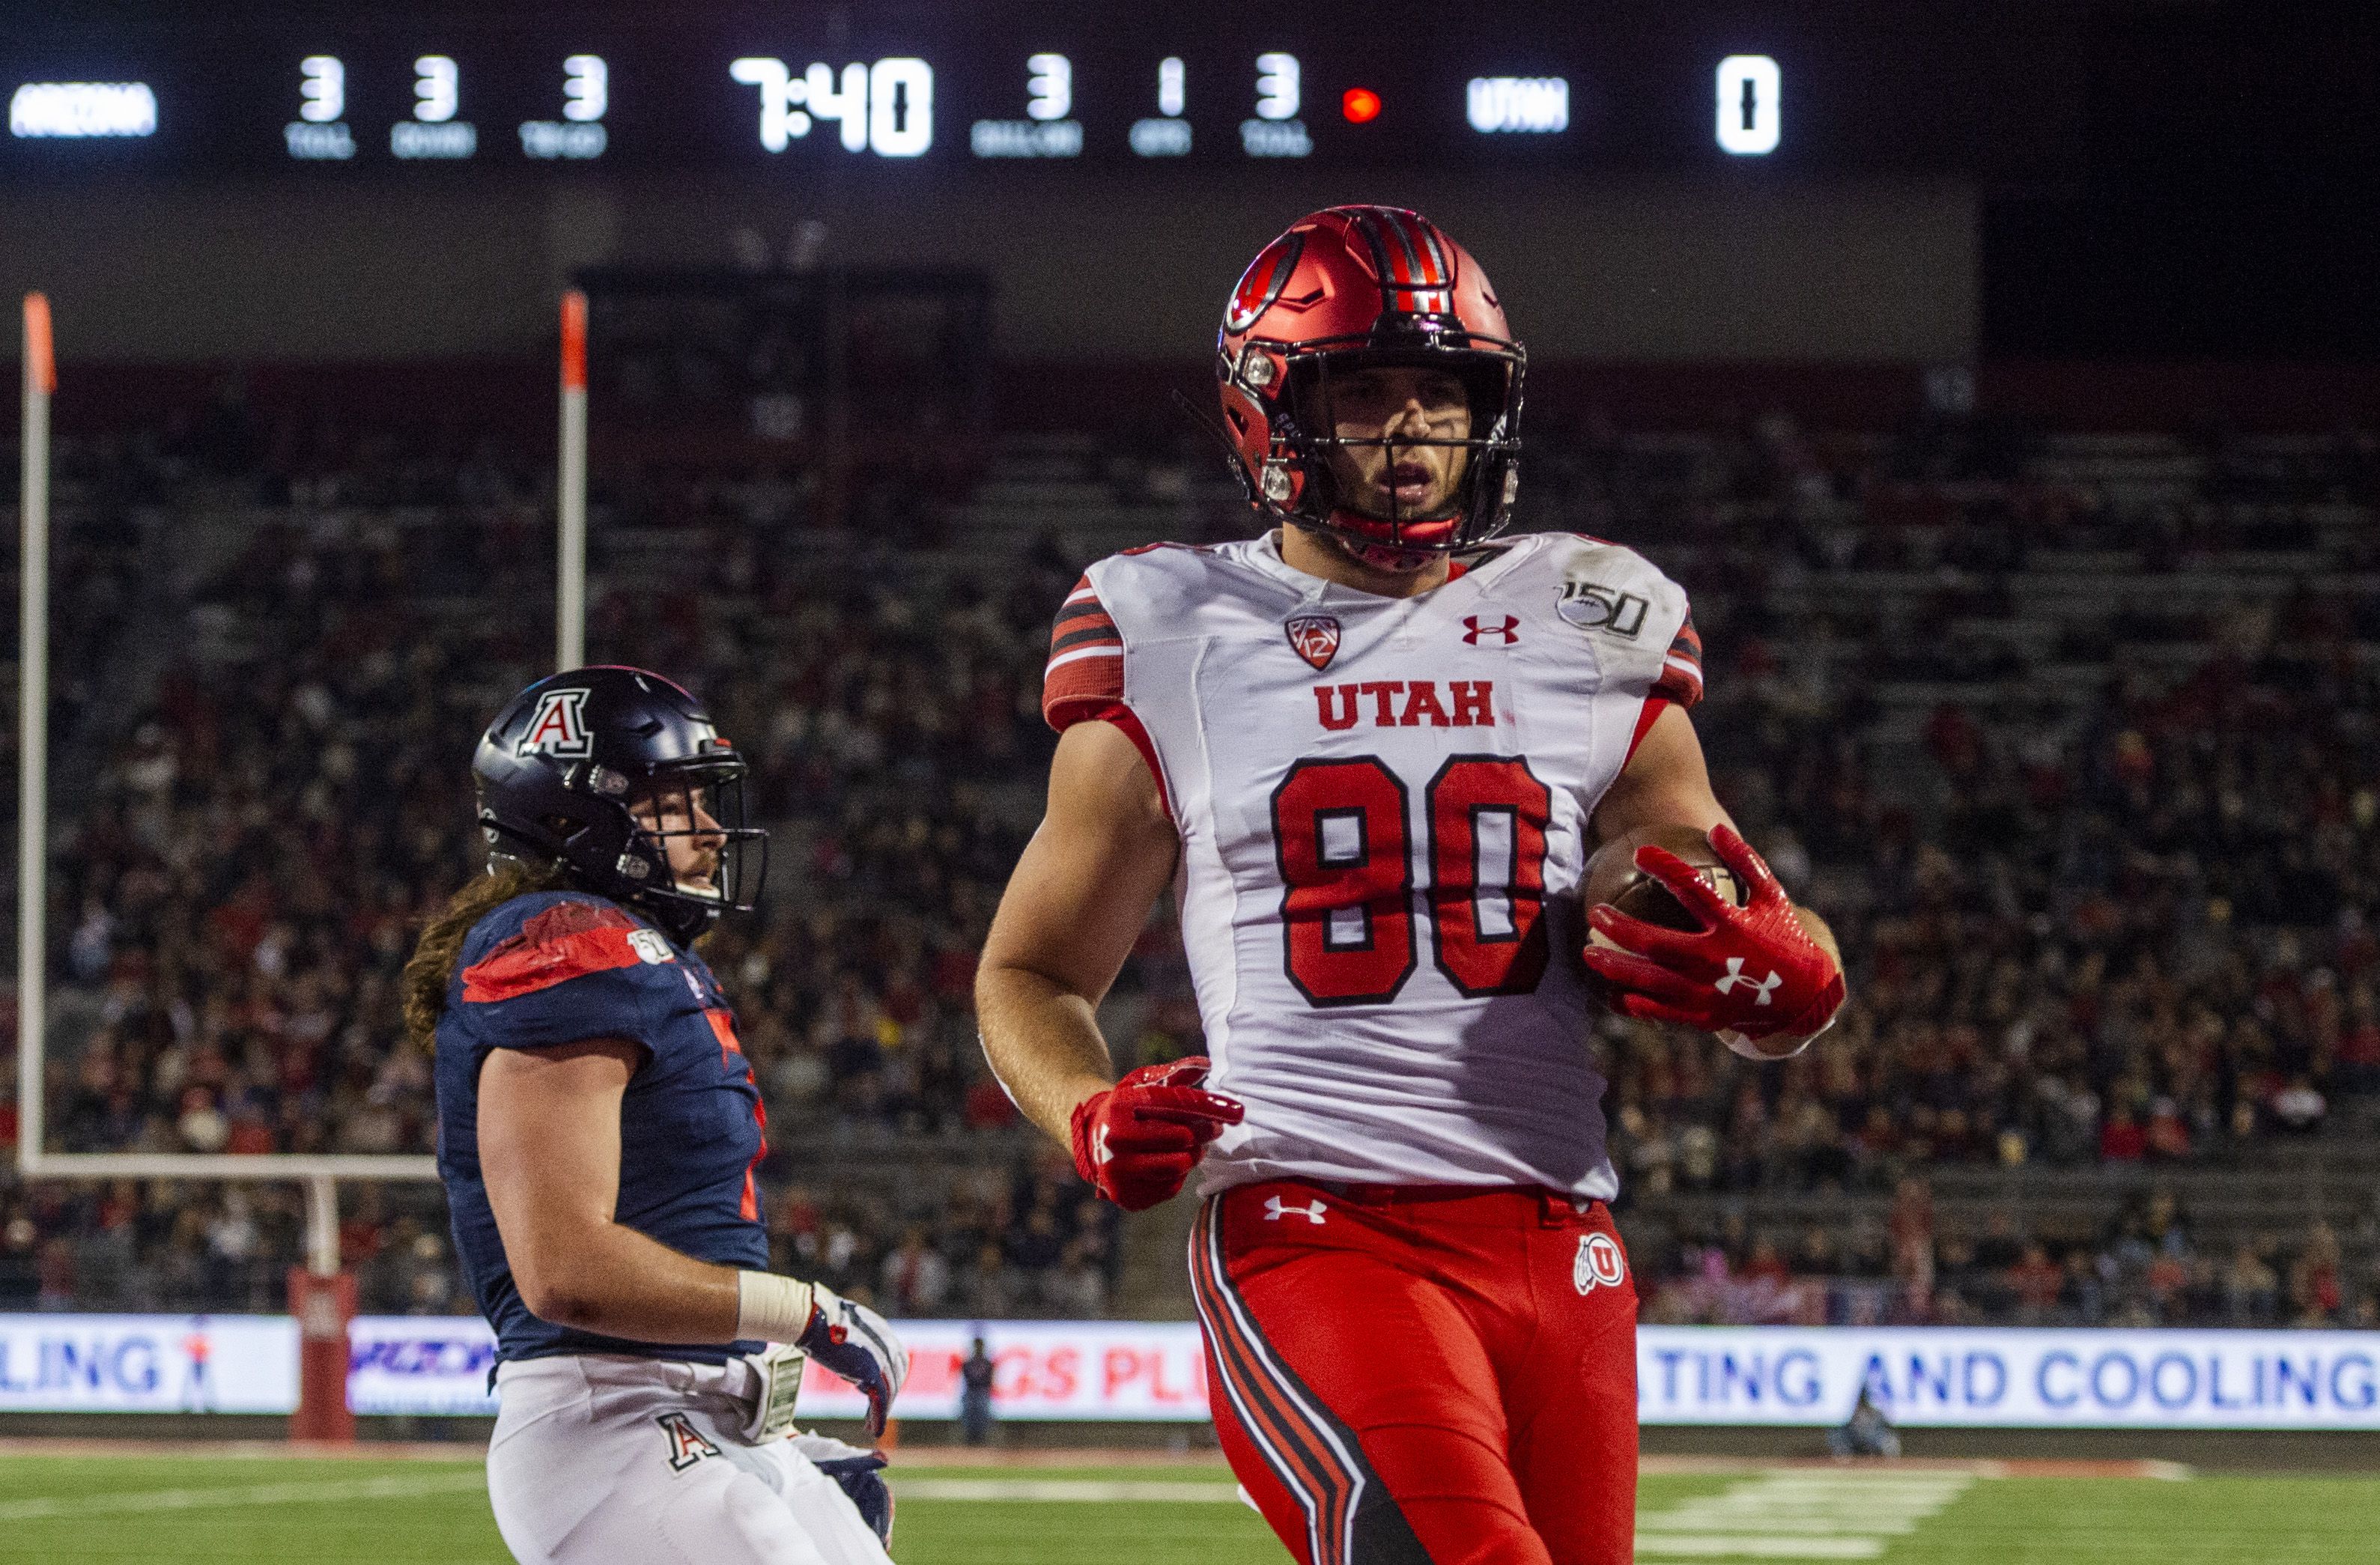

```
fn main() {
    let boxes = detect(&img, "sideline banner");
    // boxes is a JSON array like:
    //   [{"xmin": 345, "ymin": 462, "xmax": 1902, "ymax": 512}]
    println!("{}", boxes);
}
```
[
  {"xmin": 1636, "ymin": 1325, "xmax": 2380, "ymax": 1429},
  {"xmin": 0, "ymin": 1314, "xmax": 296, "ymax": 1413},
  {"xmin": 347, "ymin": 1315, "xmax": 501, "ymax": 1415},
  {"xmin": 10, "ymin": 1313, "xmax": 2379, "ymax": 1428},
  {"xmin": 346, "ymin": 1316, "xmax": 1212, "ymax": 1421}
]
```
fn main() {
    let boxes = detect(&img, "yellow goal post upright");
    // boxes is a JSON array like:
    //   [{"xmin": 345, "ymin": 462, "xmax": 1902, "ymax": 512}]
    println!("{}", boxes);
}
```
[{"xmin": 13, "ymin": 294, "xmax": 591, "ymax": 1433}]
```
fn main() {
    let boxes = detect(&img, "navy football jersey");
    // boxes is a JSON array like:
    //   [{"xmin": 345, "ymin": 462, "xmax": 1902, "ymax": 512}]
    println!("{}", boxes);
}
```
[{"xmin": 434, "ymin": 889, "xmax": 769, "ymax": 1364}]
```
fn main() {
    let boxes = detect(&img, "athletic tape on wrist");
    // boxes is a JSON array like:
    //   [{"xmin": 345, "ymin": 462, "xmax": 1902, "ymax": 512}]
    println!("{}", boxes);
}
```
[{"xmin": 735, "ymin": 1271, "xmax": 817, "ymax": 1343}]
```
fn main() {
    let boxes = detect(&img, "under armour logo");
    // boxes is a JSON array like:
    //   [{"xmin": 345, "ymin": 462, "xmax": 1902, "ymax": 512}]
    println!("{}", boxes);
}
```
[
  {"xmin": 1713, "ymin": 956, "xmax": 1782, "ymax": 1006},
  {"xmin": 1091, "ymin": 1124, "xmax": 1113, "ymax": 1167},
  {"xmin": 1462, "ymin": 615, "xmax": 1520, "ymax": 646},
  {"xmin": 1263, "ymin": 1195, "xmax": 1328, "ymax": 1224}
]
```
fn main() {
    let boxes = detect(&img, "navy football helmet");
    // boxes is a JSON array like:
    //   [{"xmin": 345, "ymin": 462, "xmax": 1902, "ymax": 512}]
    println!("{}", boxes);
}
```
[{"xmin": 472, "ymin": 666, "xmax": 767, "ymax": 940}]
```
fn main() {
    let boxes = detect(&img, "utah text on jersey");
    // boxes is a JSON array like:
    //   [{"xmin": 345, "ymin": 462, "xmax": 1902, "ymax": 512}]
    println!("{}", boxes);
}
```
[{"xmin": 1042, "ymin": 532, "xmax": 1702, "ymax": 1199}]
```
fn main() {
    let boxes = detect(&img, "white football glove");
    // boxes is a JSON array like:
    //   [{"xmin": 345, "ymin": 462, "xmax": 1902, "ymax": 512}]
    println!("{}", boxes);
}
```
[{"xmin": 798, "ymin": 1283, "xmax": 908, "ymax": 1438}]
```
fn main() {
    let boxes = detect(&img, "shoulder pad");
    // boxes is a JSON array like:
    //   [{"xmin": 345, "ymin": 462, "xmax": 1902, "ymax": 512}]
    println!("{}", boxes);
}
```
[
  {"xmin": 459, "ymin": 893, "xmax": 678, "ymax": 1006},
  {"xmin": 1531, "ymin": 535, "xmax": 1703, "ymax": 707}
]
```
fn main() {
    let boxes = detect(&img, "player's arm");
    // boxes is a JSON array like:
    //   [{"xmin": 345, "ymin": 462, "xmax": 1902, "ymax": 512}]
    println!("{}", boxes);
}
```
[
  {"xmin": 479, "ymin": 1038, "xmax": 908, "ymax": 1428},
  {"xmin": 1584, "ymin": 702, "xmax": 1845, "ymax": 1055},
  {"xmin": 1591, "ymin": 704, "xmax": 1839, "ymax": 969},
  {"xmin": 977, "ymin": 718, "xmax": 1243, "ymax": 1209},
  {"xmin": 479, "ymin": 1037, "xmax": 743, "ymax": 1341}
]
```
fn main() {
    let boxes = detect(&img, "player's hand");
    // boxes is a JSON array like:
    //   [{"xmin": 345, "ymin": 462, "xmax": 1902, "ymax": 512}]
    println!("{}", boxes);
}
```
[
  {"xmin": 791, "ymin": 1432, "xmax": 893, "ymax": 1544},
  {"xmin": 797, "ymin": 1283, "xmax": 908, "ymax": 1439},
  {"xmin": 1579, "ymin": 824, "xmax": 1844, "ymax": 1051},
  {"xmin": 1070, "ymin": 1057, "xmax": 1245, "ymax": 1212}
]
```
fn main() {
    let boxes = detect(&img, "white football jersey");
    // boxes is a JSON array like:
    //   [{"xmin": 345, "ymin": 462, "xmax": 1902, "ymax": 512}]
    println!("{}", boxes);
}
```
[{"xmin": 1042, "ymin": 530, "xmax": 1701, "ymax": 1198}]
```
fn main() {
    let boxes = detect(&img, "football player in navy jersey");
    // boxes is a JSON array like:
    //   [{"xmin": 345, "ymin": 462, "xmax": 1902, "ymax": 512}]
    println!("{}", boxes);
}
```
[{"xmin": 411, "ymin": 666, "xmax": 904, "ymax": 1565}]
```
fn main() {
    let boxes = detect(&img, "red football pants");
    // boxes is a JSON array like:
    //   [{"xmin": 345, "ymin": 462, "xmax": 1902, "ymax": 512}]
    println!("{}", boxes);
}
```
[{"xmin": 1190, "ymin": 1181, "xmax": 1638, "ymax": 1565}]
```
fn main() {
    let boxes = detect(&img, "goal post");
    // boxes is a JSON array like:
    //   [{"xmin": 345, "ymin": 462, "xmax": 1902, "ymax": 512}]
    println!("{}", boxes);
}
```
[
  {"xmin": 14, "ymin": 289, "xmax": 599, "ymax": 1432},
  {"xmin": 558, "ymin": 288, "xmax": 588, "ymax": 670},
  {"xmin": 18, "ymin": 293, "xmax": 50, "ymax": 1179},
  {"xmin": 17, "ymin": 295, "xmax": 438, "ymax": 1438}
]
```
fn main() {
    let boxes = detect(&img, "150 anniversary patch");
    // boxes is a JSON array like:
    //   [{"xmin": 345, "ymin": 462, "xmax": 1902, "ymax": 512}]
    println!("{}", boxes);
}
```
[{"xmin": 1556, "ymin": 580, "xmax": 1649, "ymax": 638}]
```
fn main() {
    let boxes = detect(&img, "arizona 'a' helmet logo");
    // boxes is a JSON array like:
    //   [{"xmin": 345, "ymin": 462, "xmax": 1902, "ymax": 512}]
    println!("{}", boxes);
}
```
[
  {"xmin": 1285, "ymin": 615, "xmax": 1342, "ymax": 672},
  {"xmin": 517, "ymin": 688, "xmax": 592, "ymax": 758}
]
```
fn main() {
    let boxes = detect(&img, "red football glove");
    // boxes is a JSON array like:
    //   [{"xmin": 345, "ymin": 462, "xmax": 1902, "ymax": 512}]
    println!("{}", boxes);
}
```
[
  {"xmin": 1580, "ymin": 824, "xmax": 1845, "ymax": 1048},
  {"xmin": 1069, "ymin": 1057, "xmax": 1245, "ymax": 1212}
]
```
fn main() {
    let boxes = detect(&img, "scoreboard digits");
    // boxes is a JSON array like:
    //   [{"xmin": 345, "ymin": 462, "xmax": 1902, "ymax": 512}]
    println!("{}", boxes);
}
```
[
  {"xmin": 730, "ymin": 58, "xmax": 933, "ymax": 157},
  {"xmin": 562, "ymin": 55, "xmax": 606, "ymax": 122},
  {"xmin": 11, "ymin": 29, "xmax": 1803, "ymax": 168},
  {"xmin": 298, "ymin": 56, "xmax": 342, "ymax": 123}
]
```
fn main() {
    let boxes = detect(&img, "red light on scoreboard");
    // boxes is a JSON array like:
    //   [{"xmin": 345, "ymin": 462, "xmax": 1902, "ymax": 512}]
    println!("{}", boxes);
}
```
[{"xmin": 1341, "ymin": 87, "xmax": 1382, "ymax": 124}]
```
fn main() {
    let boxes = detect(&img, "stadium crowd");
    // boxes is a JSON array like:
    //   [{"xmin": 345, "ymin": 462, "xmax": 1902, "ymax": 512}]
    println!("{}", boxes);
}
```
[{"xmin": 2, "ymin": 392, "xmax": 2376, "ymax": 1327}]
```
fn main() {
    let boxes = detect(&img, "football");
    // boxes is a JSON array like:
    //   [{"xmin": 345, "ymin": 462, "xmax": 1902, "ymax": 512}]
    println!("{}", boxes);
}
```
[{"xmin": 1580, "ymin": 823, "xmax": 1748, "ymax": 946}]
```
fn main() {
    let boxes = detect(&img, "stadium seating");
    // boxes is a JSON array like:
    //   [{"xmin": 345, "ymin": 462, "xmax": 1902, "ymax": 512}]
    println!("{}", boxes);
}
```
[{"xmin": 2, "ymin": 391, "xmax": 2373, "ymax": 1328}]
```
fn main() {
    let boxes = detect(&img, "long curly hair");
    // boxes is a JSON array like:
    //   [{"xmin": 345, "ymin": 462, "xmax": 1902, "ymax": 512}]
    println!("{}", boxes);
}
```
[{"xmin": 401, "ymin": 858, "xmax": 571, "ymax": 1051}]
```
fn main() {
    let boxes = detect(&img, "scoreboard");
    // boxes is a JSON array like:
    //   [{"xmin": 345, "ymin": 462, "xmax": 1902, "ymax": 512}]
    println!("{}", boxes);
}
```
[{"xmin": 0, "ymin": 8, "xmax": 2071, "ymax": 179}]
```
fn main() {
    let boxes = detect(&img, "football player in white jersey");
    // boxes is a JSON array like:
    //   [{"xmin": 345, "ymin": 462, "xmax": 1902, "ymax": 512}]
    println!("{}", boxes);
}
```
[{"xmin": 977, "ymin": 207, "xmax": 1845, "ymax": 1565}]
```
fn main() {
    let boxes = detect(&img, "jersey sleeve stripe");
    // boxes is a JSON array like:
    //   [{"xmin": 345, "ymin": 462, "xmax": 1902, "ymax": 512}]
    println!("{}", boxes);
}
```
[
  {"xmin": 1655, "ymin": 655, "xmax": 1705, "ymax": 707},
  {"xmin": 1049, "ymin": 624, "xmax": 1125, "ymax": 655},
  {"xmin": 1042, "ymin": 572, "xmax": 1128, "ymax": 729},
  {"xmin": 1046, "ymin": 644, "xmax": 1125, "ymax": 672}
]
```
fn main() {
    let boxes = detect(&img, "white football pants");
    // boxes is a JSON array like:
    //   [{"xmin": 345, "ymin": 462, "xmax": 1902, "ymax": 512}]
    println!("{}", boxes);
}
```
[{"xmin": 485, "ymin": 1354, "xmax": 893, "ymax": 1565}]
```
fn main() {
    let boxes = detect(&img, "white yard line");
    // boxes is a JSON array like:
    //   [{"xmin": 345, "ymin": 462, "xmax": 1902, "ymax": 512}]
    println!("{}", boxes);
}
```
[
  {"xmin": 1636, "ymin": 1542, "xmax": 1888, "ymax": 1561},
  {"xmin": 1638, "ymin": 1468, "xmax": 1977, "ymax": 1561},
  {"xmin": 0, "ymin": 1471, "xmax": 486, "ymax": 1522},
  {"xmin": 896, "ymin": 1478, "xmax": 1245, "ymax": 1503}
]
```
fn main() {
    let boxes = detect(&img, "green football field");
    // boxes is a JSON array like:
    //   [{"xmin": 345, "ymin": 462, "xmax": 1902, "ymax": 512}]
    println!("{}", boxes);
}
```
[{"xmin": 1, "ymin": 1450, "xmax": 2376, "ymax": 1562}]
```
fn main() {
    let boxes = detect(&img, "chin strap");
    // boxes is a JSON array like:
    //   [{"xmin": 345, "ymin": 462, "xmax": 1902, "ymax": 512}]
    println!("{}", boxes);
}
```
[{"xmin": 1173, "ymin": 387, "xmax": 1264, "ymax": 508}]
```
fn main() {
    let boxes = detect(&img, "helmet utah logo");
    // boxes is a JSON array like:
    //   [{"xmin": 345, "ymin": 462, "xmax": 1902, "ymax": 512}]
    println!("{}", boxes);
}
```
[
  {"xmin": 1574, "ymin": 1231, "xmax": 1627, "ymax": 1295},
  {"xmin": 518, "ymin": 688, "xmax": 592, "ymax": 757},
  {"xmin": 1285, "ymin": 615, "xmax": 1344, "ymax": 672}
]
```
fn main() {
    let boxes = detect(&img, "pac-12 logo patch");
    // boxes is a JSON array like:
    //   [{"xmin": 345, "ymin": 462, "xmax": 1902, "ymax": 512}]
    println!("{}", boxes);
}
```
[
  {"xmin": 656, "ymin": 1411, "xmax": 720, "ymax": 1471},
  {"xmin": 518, "ymin": 688, "xmax": 592, "ymax": 757},
  {"xmin": 1574, "ymin": 1231, "xmax": 1628, "ymax": 1295},
  {"xmin": 1285, "ymin": 614, "xmax": 1343, "ymax": 672}
]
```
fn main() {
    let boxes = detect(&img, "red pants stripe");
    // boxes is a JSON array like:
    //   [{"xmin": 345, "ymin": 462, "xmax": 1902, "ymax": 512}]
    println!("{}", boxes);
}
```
[{"xmin": 1189, "ymin": 1181, "xmax": 1639, "ymax": 1565}]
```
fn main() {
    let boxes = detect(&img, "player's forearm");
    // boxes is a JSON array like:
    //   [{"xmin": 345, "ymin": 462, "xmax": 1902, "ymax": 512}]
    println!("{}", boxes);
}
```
[
  {"xmin": 976, "ymin": 960, "xmax": 1119, "ymax": 1145},
  {"xmin": 514, "ymin": 1220, "xmax": 743, "ymax": 1342}
]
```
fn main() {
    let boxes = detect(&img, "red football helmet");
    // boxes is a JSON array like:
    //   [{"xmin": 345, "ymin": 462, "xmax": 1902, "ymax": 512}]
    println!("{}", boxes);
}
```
[{"xmin": 1215, "ymin": 206, "xmax": 1525, "ymax": 568}]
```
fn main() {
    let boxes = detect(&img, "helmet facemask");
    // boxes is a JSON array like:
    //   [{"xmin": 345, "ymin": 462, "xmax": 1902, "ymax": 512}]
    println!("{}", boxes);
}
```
[
  {"xmin": 1226, "ymin": 330, "xmax": 1525, "ymax": 570},
  {"xmin": 620, "ymin": 761, "xmax": 768, "ymax": 938}
]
